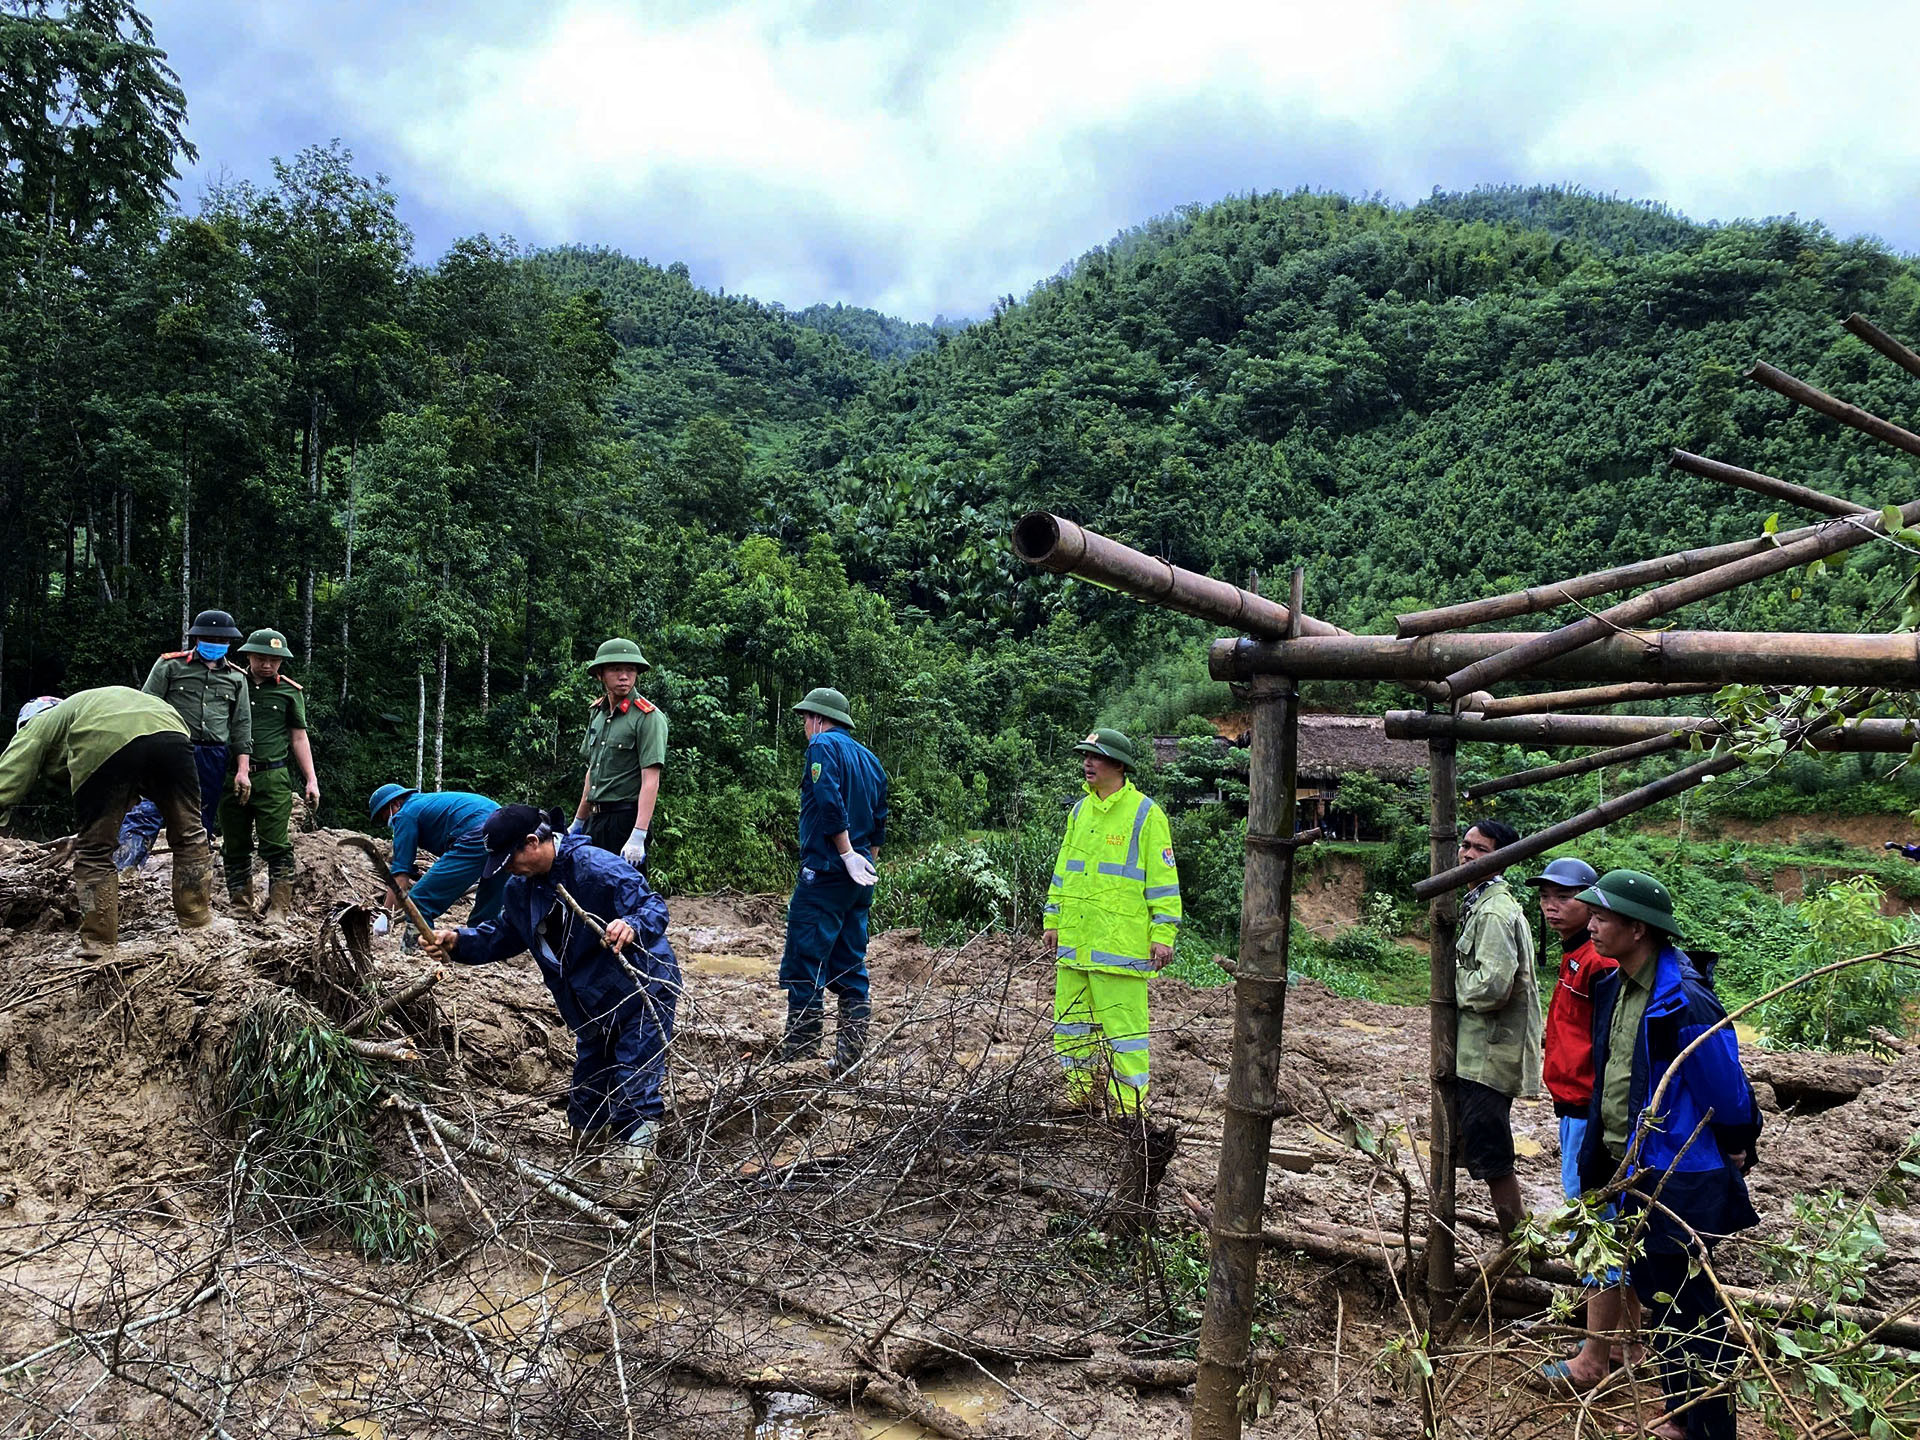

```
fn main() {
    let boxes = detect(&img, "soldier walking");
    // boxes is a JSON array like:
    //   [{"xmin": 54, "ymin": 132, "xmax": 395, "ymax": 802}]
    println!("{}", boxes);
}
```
[
  {"xmin": 571, "ymin": 638, "xmax": 667, "ymax": 870},
  {"xmin": 116, "ymin": 609, "xmax": 253, "ymax": 872},
  {"xmin": 220, "ymin": 629, "xmax": 319, "ymax": 921},
  {"xmin": 778, "ymin": 687, "xmax": 887, "ymax": 1075},
  {"xmin": 1, "ymin": 689, "xmax": 214, "ymax": 951}
]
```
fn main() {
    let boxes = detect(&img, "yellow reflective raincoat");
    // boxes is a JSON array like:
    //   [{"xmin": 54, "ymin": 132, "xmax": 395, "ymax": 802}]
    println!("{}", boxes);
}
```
[{"xmin": 1045, "ymin": 780, "xmax": 1182, "ymax": 976}]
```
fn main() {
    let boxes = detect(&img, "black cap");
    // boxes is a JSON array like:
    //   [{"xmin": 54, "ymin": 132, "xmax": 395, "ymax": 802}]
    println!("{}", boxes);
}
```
[
  {"xmin": 479, "ymin": 804, "xmax": 556, "ymax": 878},
  {"xmin": 187, "ymin": 609, "xmax": 244, "ymax": 641}
]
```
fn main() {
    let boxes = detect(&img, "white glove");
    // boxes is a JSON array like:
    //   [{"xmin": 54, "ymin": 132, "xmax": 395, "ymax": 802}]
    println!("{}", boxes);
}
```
[
  {"xmin": 621, "ymin": 828, "xmax": 648, "ymax": 868},
  {"xmin": 841, "ymin": 850, "xmax": 878, "ymax": 887},
  {"xmin": 568, "ymin": 818, "xmax": 587, "ymax": 836},
  {"xmin": 372, "ymin": 913, "xmax": 390, "ymax": 935}
]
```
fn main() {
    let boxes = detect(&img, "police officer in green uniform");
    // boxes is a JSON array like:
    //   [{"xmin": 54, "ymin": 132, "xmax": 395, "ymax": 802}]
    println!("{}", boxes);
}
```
[
  {"xmin": 219, "ymin": 628, "xmax": 319, "ymax": 921},
  {"xmin": 571, "ymin": 638, "xmax": 668, "ymax": 869},
  {"xmin": 115, "ymin": 609, "xmax": 254, "ymax": 872}
]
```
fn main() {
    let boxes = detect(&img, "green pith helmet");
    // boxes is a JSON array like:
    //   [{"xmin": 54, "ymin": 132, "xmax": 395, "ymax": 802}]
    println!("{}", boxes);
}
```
[
  {"xmin": 793, "ymin": 687, "xmax": 854, "ymax": 729},
  {"xmin": 238, "ymin": 628, "xmax": 292, "ymax": 659},
  {"xmin": 588, "ymin": 636, "xmax": 650, "ymax": 675},
  {"xmin": 1073, "ymin": 728, "xmax": 1137, "ymax": 770},
  {"xmin": 1575, "ymin": 868, "xmax": 1682, "ymax": 935}
]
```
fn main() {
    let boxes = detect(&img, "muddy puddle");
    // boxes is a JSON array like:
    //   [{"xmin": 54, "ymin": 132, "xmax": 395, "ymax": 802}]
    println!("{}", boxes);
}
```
[{"xmin": 748, "ymin": 1379, "xmax": 1006, "ymax": 1439}]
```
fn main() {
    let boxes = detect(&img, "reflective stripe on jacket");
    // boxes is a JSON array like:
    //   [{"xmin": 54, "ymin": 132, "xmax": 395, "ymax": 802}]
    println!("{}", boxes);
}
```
[{"xmin": 1045, "ymin": 780, "xmax": 1181, "ymax": 977}]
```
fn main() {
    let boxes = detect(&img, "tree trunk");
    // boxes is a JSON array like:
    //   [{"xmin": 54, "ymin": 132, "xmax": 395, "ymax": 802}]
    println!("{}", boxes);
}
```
[
  {"xmin": 87, "ymin": 494, "xmax": 113, "ymax": 604},
  {"xmin": 341, "ymin": 435, "xmax": 358, "ymax": 703},
  {"xmin": 521, "ymin": 433, "xmax": 543, "ymax": 692},
  {"xmin": 480, "ymin": 633, "xmax": 490, "ymax": 717},
  {"xmin": 1425, "ymin": 738, "xmax": 1460, "ymax": 1319},
  {"xmin": 180, "ymin": 442, "xmax": 192, "ymax": 638},
  {"xmin": 414, "ymin": 673, "xmax": 426, "ymax": 792},
  {"xmin": 302, "ymin": 391, "xmax": 321, "ymax": 663},
  {"xmin": 434, "ymin": 637, "xmax": 448, "ymax": 792}
]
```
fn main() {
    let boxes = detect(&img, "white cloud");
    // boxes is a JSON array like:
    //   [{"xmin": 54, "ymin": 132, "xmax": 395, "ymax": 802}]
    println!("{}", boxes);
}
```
[{"xmin": 168, "ymin": 0, "xmax": 1920, "ymax": 318}]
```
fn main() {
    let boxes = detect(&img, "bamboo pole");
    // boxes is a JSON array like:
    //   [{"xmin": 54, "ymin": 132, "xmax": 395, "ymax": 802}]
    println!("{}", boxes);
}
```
[
  {"xmin": 1462, "ymin": 733, "xmax": 1688, "ymax": 799},
  {"xmin": 1424, "ymin": 736, "xmax": 1460, "ymax": 1317},
  {"xmin": 1414, "ymin": 753, "xmax": 1742, "ymax": 900},
  {"xmin": 1439, "ymin": 503, "xmax": 1920, "ymax": 699},
  {"xmin": 1386, "ymin": 710, "xmax": 1919, "ymax": 752},
  {"xmin": 1213, "ymin": 630, "xmax": 1920, "ymax": 688},
  {"xmin": 1844, "ymin": 313, "xmax": 1920, "ymax": 383},
  {"xmin": 1748, "ymin": 361, "xmax": 1920, "ymax": 461},
  {"xmin": 1668, "ymin": 450, "xmax": 1869, "ymax": 518},
  {"xmin": 1462, "ymin": 681, "xmax": 1723, "ymax": 717},
  {"xmin": 1012, "ymin": 512, "xmax": 1342, "ymax": 639},
  {"xmin": 1193, "ymin": 670, "xmax": 1302, "ymax": 1440},
  {"xmin": 1392, "ymin": 527, "xmax": 1830, "ymax": 639}
]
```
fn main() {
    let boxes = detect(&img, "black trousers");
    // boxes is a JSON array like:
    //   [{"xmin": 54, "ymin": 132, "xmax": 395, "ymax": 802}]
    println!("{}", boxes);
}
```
[
  {"xmin": 1630, "ymin": 1248, "xmax": 1737, "ymax": 1440},
  {"xmin": 584, "ymin": 802, "xmax": 637, "ymax": 855}
]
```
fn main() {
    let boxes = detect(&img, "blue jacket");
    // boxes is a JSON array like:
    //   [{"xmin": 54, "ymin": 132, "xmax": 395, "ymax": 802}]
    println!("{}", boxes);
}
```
[
  {"xmin": 1580, "ymin": 942, "xmax": 1761, "ymax": 1248},
  {"xmin": 390, "ymin": 790, "xmax": 499, "ymax": 877},
  {"xmin": 798, "ymin": 726, "xmax": 889, "ymax": 880},
  {"xmin": 448, "ymin": 834, "xmax": 679, "ymax": 1034}
]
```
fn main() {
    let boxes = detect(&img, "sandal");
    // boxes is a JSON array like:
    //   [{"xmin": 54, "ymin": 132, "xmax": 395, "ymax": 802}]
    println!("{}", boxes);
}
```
[{"xmin": 1528, "ymin": 1359, "xmax": 1606, "ymax": 1395}]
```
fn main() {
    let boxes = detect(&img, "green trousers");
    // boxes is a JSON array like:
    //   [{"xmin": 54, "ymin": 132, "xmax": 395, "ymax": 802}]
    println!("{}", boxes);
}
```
[
  {"xmin": 1053, "ymin": 966, "xmax": 1150, "ymax": 1114},
  {"xmin": 220, "ymin": 765, "xmax": 295, "ymax": 887}
]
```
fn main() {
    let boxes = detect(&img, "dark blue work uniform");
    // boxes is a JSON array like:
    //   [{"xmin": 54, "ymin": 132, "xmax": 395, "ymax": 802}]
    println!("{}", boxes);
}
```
[
  {"xmin": 1581, "ymin": 944, "xmax": 1761, "ymax": 1440},
  {"xmin": 449, "ymin": 834, "xmax": 679, "ymax": 1140},
  {"xmin": 390, "ymin": 790, "xmax": 504, "ymax": 926},
  {"xmin": 780, "ymin": 725, "xmax": 889, "ymax": 1018}
]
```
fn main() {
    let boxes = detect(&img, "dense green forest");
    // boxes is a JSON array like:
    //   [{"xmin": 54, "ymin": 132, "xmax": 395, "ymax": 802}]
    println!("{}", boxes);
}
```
[{"xmin": 8, "ymin": 0, "xmax": 1920, "ymax": 945}]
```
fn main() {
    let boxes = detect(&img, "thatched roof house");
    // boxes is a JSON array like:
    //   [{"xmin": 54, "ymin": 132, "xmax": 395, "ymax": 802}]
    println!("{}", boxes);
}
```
[{"xmin": 1153, "ymin": 715, "xmax": 1426, "ymax": 781}]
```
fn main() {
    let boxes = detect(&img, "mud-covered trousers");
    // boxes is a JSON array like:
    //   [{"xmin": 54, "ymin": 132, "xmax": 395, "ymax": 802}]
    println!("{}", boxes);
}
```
[
  {"xmin": 570, "ymin": 991, "xmax": 675, "ymax": 1142},
  {"xmin": 116, "ymin": 740, "xmax": 227, "ymax": 866},
  {"xmin": 1054, "ymin": 966, "xmax": 1150, "ymax": 1114},
  {"xmin": 75, "ymin": 733, "xmax": 211, "ymax": 941}
]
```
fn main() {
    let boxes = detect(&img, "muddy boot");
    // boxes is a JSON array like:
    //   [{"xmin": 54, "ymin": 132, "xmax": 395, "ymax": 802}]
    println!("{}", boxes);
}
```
[
  {"xmin": 569, "ymin": 1125, "xmax": 610, "ymax": 1176},
  {"xmin": 75, "ymin": 875, "xmax": 121, "ymax": 957},
  {"xmin": 263, "ymin": 873, "xmax": 294, "ymax": 924},
  {"xmin": 599, "ymin": 1123, "xmax": 658, "ymax": 1207},
  {"xmin": 172, "ymin": 849, "xmax": 215, "ymax": 930},
  {"xmin": 827, "ymin": 995, "xmax": 870, "ymax": 1079},
  {"xmin": 1107, "ymin": 1114, "xmax": 1180, "ymax": 1237},
  {"xmin": 227, "ymin": 872, "xmax": 258, "ymax": 916},
  {"xmin": 776, "ymin": 1000, "xmax": 824, "ymax": 1062}
]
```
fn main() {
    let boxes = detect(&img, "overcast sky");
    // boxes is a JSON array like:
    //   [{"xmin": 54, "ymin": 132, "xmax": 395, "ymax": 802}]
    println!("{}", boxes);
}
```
[{"xmin": 153, "ymin": 0, "xmax": 1920, "ymax": 321}]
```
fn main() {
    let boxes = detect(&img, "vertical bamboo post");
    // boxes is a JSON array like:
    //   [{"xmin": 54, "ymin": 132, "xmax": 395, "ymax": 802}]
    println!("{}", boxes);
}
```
[
  {"xmin": 1193, "ymin": 578, "xmax": 1305, "ymax": 1440},
  {"xmin": 1424, "ymin": 736, "xmax": 1460, "ymax": 1317}
]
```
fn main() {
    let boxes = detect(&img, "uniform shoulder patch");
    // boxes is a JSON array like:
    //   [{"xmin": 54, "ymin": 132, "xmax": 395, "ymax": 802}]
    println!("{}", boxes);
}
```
[
  {"xmin": 810, "ymin": 761, "xmax": 822, "ymax": 783},
  {"xmin": 278, "ymin": 676, "xmax": 303, "ymax": 691},
  {"xmin": 633, "ymin": 695, "xmax": 656, "ymax": 713},
  {"xmin": 1162, "ymin": 847, "xmax": 1176, "ymax": 867},
  {"xmin": 162, "ymin": 650, "xmax": 191, "ymax": 660},
  {"xmin": 588, "ymin": 696, "xmax": 605, "ymax": 711}
]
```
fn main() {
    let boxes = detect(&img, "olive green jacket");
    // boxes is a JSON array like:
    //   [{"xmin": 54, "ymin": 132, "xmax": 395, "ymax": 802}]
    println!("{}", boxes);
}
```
[
  {"xmin": 143, "ymin": 653, "xmax": 252, "ymax": 753},
  {"xmin": 1453, "ymin": 877, "xmax": 1544, "ymax": 1099},
  {"xmin": 0, "ymin": 687, "xmax": 187, "ymax": 803}
]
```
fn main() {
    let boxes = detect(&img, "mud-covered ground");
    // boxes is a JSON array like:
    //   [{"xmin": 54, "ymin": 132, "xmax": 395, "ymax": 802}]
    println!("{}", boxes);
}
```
[{"xmin": 1, "ymin": 828, "xmax": 1915, "ymax": 1439}]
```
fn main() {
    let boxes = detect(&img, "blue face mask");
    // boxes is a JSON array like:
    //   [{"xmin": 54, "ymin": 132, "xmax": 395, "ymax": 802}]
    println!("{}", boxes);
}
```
[{"xmin": 195, "ymin": 642, "xmax": 228, "ymax": 662}]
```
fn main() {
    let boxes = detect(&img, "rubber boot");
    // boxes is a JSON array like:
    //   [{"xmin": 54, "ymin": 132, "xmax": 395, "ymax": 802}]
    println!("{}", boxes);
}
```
[
  {"xmin": 76, "ymin": 875, "xmax": 120, "ymax": 957},
  {"xmin": 827, "ymin": 994, "xmax": 870, "ymax": 1079},
  {"xmin": 776, "ymin": 998, "xmax": 824, "ymax": 1062},
  {"xmin": 599, "ymin": 1122, "xmax": 658, "ymax": 1207},
  {"xmin": 569, "ymin": 1125, "xmax": 610, "ymax": 1177},
  {"xmin": 173, "ymin": 848, "xmax": 215, "ymax": 930},
  {"xmin": 263, "ymin": 874, "xmax": 294, "ymax": 924},
  {"xmin": 227, "ymin": 874, "xmax": 258, "ymax": 916}
]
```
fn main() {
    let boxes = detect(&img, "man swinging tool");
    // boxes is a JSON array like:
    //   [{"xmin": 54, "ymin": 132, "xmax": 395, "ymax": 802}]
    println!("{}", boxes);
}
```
[{"xmin": 423, "ymin": 805, "xmax": 680, "ymax": 1203}]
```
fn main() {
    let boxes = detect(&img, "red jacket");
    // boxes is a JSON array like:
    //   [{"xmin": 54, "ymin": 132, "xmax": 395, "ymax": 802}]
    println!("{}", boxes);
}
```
[{"xmin": 1543, "ymin": 935, "xmax": 1616, "ymax": 1112}]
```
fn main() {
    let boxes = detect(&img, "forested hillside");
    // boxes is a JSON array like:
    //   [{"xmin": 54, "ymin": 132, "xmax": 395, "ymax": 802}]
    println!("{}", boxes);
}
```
[{"xmin": 8, "ymin": 2, "xmax": 1920, "ymax": 904}]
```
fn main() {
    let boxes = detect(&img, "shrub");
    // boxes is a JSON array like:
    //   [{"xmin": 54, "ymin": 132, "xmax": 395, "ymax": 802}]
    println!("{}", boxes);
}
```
[
  {"xmin": 874, "ymin": 839, "xmax": 1015, "ymax": 941},
  {"xmin": 1761, "ymin": 876, "xmax": 1920, "ymax": 1054}
]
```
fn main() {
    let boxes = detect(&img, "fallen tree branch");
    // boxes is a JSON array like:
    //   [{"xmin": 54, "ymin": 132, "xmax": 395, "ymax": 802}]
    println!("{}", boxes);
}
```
[
  {"xmin": 345, "ymin": 969, "xmax": 441, "ymax": 1036},
  {"xmin": 389, "ymin": 1096, "xmax": 634, "ymax": 1234}
]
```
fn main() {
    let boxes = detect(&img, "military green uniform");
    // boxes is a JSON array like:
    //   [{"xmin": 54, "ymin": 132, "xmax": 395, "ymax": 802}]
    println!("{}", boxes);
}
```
[
  {"xmin": 219, "ymin": 671, "xmax": 307, "ymax": 897},
  {"xmin": 579, "ymin": 694, "xmax": 667, "ymax": 853},
  {"xmin": 142, "ymin": 652, "xmax": 253, "ymax": 753}
]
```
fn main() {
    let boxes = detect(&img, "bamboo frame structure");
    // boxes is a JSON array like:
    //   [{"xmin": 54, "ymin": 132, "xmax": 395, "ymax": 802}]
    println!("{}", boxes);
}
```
[{"xmin": 1011, "ymin": 310, "xmax": 1920, "ymax": 1440}]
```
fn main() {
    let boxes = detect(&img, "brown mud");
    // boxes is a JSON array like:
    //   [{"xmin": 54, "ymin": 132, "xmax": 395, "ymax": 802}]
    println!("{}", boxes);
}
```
[{"xmin": 1, "ymin": 827, "xmax": 1915, "ymax": 1438}]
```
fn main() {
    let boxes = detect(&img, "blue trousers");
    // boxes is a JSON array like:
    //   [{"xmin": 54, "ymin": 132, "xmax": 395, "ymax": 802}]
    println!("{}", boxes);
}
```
[
  {"xmin": 405, "ymin": 829, "xmax": 506, "ymax": 928},
  {"xmin": 571, "ymin": 993, "xmax": 674, "ymax": 1140},
  {"xmin": 116, "ymin": 742, "xmax": 226, "ymax": 867},
  {"xmin": 779, "ymin": 872, "xmax": 872, "ymax": 1012}
]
